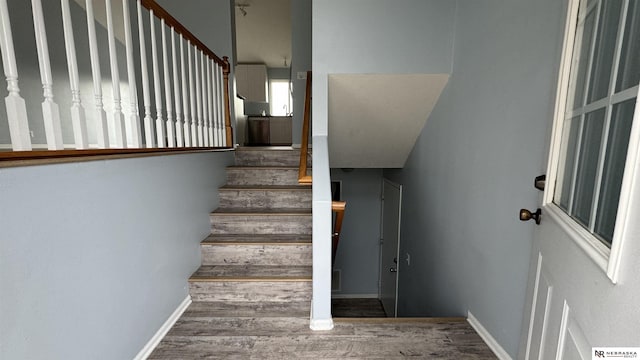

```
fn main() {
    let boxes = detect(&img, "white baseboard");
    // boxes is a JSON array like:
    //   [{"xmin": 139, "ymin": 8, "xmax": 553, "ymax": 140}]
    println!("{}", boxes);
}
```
[
  {"xmin": 331, "ymin": 293, "xmax": 379, "ymax": 299},
  {"xmin": 310, "ymin": 318, "xmax": 334, "ymax": 331},
  {"xmin": 134, "ymin": 295, "xmax": 192, "ymax": 360},
  {"xmin": 467, "ymin": 311, "xmax": 512, "ymax": 360}
]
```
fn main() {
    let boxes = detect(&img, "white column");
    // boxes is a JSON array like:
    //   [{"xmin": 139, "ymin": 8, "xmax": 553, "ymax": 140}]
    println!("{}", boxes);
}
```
[
  {"xmin": 105, "ymin": 0, "xmax": 126, "ymax": 148},
  {"xmin": 32, "ymin": 0, "xmax": 63, "ymax": 150},
  {"xmin": 188, "ymin": 43, "xmax": 197, "ymax": 146},
  {"xmin": 61, "ymin": 0, "xmax": 88, "ymax": 149},
  {"xmin": 181, "ymin": 37, "xmax": 190, "ymax": 147},
  {"xmin": 150, "ymin": 10, "xmax": 165, "ymax": 147},
  {"xmin": 86, "ymin": 0, "xmax": 109, "ymax": 148},
  {"xmin": 0, "ymin": 0, "xmax": 31, "ymax": 151},
  {"xmin": 136, "ymin": 0, "xmax": 153, "ymax": 148},
  {"xmin": 122, "ymin": 0, "xmax": 141, "ymax": 147},
  {"xmin": 171, "ymin": 29, "xmax": 183, "ymax": 147},
  {"xmin": 194, "ymin": 49, "xmax": 203, "ymax": 147},
  {"xmin": 161, "ymin": 20, "xmax": 175, "ymax": 147}
]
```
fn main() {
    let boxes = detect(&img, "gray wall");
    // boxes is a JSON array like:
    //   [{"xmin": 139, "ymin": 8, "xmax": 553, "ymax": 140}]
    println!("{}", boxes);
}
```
[
  {"xmin": 291, "ymin": 0, "xmax": 311, "ymax": 145},
  {"xmin": 384, "ymin": 0, "xmax": 566, "ymax": 356},
  {"xmin": 312, "ymin": 0, "xmax": 456, "ymax": 137},
  {"xmin": 330, "ymin": 169, "xmax": 382, "ymax": 296},
  {"xmin": 0, "ymin": 152, "xmax": 234, "ymax": 359}
]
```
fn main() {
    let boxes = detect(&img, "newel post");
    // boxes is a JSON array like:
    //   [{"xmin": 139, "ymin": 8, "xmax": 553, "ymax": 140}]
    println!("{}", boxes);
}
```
[{"xmin": 223, "ymin": 56, "xmax": 233, "ymax": 148}]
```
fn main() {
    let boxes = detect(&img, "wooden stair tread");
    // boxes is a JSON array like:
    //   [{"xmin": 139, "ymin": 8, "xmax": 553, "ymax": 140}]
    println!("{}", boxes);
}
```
[
  {"xmin": 190, "ymin": 265, "xmax": 312, "ymax": 281},
  {"xmin": 212, "ymin": 208, "xmax": 311, "ymax": 215},
  {"xmin": 202, "ymin": 234, "xmax": 311, "ymax": 244},
  {"xmin": 182, "ymin": 301, "xmax": 310, "ymax": 318},
  {"xmin": 219, "ymin": 185, "xmax": 312, "ymax": 190}
]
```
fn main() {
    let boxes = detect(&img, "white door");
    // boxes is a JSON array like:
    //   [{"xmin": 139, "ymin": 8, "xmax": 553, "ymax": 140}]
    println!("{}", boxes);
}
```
[
  {"xmin": 380, "ymin": 179, "xmax": 402, "ymax": 317},
  {"xmin": 520, "ymin": 0, "xmax": 640, "ymax": 358}
]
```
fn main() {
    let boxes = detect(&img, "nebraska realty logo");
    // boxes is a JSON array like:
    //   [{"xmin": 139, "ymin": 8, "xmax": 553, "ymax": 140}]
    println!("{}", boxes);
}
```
[{"xmin": 593, "ymin": 348, "xmax": 640, "ymax": 359}]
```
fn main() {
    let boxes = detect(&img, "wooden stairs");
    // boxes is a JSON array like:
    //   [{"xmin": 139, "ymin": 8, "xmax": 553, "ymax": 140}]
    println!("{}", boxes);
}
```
[{"xmin": 148, "ymin": 147, "xmax": 497, "ymax": 359}]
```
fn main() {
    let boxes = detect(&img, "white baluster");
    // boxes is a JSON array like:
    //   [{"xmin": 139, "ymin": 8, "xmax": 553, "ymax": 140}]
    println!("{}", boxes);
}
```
[
  {"xmin": 181, "ymin": 37, "xmax": 190, "ymax": 147},
  {"xmin": 194, "ymin": 49, "xmax": 203, "ymax": 147},
  {"xmin": 0, "ymin": 0, "xmax": 31, "ymax": 151},
  {"xmin": 211, "ymin": 60, "xmax": 219, "ymax": 147},
  {"xmin": 105, "ymin": 0, "xmax": 126, "ymax": 148},
  {"xmin": 61, "ymin": 0, "xmax": 88, "ymax": 149},
  {"xmin": 136, "ymin": 0, "xmax": 153, "ymax": 147},
  {"xmin": 172, "ymin": 29, "xmax": 183, "ymax": 147},
  {"xmin": 122, "ymin": 0, "xmax": 141, "ymax": 147},
  {"xmin": 161, "ymin": 21, "xmax": 175, "ymax": 147},
  {"xmin": 206, "ymin": 57, "xmax": 213, "ymax": 147},
  {"xmin": 201, "ymin": 53, "xmax": 209, "ymax": 147},
  {"xmin": 86, "ymin": 0, "xmax": 109, "ymax": 148},
  {"xmin": 32, "ymin": 0, "xmax": 63, "ymax": 150},
  {"xmin": 188, "ymin": 43, "xmax": 197, "ymax": 146},
  {"xmin": 150, "ymin": 10, "xmax": 165, "ymax": 147},
  {"xmin": 217, "ymin": 64, "xmax": 225, "ymax": 146}
]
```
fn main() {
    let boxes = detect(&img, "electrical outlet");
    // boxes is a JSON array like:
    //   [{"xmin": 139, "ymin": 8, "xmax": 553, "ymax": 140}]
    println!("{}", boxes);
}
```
[{"xmin": 406, "ymin": 253, "xmax": 411, "ymax": 266}]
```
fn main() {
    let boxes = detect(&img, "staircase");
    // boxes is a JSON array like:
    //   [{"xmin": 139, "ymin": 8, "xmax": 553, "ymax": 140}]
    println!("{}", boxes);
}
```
[
  {"xmin": 189, "ymin": 147, "xmax": 312, "ymax": 307},
  {"xmin": 148, "ymin": 147, "xmax": 313, "ymax": 357}
]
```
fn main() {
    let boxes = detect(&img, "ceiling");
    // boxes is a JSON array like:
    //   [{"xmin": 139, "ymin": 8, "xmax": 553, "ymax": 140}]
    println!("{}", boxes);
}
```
[
  {"xmin": 328, "ymin": 74, "xmax": 449, "ymax": 168},
  {"xmin": 234, "ymin": 0, "xmax": 291, "ymax": 68}
]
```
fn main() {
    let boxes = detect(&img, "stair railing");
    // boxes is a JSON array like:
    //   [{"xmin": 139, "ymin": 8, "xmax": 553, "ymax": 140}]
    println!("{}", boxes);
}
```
[
  {"xmin": 331, "ymin": 200, "xmax": 346, "ymax": 266},
  {"xmin": 0, "ymin": 0, "xmax": 232, "ymax": 161},
  {"xmin": 298, "ymin": 71, "xmax": 312, "ymax": 184}
]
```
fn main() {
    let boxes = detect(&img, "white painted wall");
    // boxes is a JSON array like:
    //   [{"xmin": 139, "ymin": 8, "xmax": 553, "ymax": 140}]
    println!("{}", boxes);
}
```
[
  {"xmin": 383, "ymin": 0, "xmax": 566, "ymax": 357},
  {"xmin": 0, "ymin": 152, "xmax": 234, "ymax": 359},
  {"xmin": 290, "ymin": 0, "xmax": 311, "ymax": 146},
  {"xmin": 312, "ymin": 0, "xmax": 456, "ymax": 136},
  {"xmin": 330, "ymin": 169, "xmax": 382, "ymax": 296}
]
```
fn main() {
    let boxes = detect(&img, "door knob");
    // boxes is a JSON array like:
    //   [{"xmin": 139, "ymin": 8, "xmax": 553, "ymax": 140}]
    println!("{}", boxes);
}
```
[
  {"xmin": 390, "ymin": 267, "xmax": 397, "ymax": 273},
  {"xmin": 519, "ymin": 208, "xmax": 542, "ymax": 225}
]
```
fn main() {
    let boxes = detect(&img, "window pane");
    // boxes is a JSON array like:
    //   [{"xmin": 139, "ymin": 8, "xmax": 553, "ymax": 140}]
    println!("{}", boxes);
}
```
[
  {"xmin": 616, "ymin": 1, "xmax": 640, "ymax": 92},
  {"xmin": 568, "ymin": 8, "xmax": 598, "ymax": 110},
  {"xmin": 587, "ymin": 0, "xmax": 623, "ymax": 102},
  {"xmin": 595, "ymin": 98, "xmax": 636, "ymax": 244},
  {"xmin": 573, "ymin": 108, "xmax": 606, "ymax": 225},
  {"xmin": 555, "ymin": 117, "xmax": 582, "ymax": 211},
  {"xmin": 270, "ymin": 81, "xmax": 292, "ymax": 116}
]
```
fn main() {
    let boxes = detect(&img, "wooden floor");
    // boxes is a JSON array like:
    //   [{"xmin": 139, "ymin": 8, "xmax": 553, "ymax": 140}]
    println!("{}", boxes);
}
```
[
  {"xmin": 149, "ymin": 301, "xmax": 497, "ymax": 359},
  {"xmin": 332, "ymin": 298, "xmax": 387, "ymax": 317}
]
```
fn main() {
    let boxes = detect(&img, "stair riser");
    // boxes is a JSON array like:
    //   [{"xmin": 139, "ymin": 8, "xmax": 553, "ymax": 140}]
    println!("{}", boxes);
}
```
[
  {"xmin": 201, "ymin": 244, "xmax": 312, "ymax": 266},
  {"xmin": 226, "ymin": 168, "xmax": 301, "ymax": 186},
  {"xmin": 235, "ymin": 150, "xmax": 311, "ymax": 167},
  {"xmin": 218, "ymin": 190, "xmax": 311, "ymax": 209},
  {"xmin": 210, "ymin": 215, "xmax": 312, "ymax": 235},
  {"xmin": 189, "ymin": 281, "xmax": 312, "ymax": 302}
]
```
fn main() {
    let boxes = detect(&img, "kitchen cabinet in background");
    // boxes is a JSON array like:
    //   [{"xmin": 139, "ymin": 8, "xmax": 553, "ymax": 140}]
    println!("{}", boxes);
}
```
[{"xmin": 236, "ymin": 64, "xmax": 268, "ymax": 102}]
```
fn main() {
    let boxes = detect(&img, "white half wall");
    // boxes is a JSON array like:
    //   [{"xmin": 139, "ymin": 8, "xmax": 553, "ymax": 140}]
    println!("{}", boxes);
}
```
[{"xmin": 0, "ymin": 152, "xmax": 234, "ymax": 360}]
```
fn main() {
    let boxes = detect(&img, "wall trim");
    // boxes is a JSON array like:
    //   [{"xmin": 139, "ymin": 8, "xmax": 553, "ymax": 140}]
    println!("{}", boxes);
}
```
[
  {"xmin": 134, "ymin": 295, "xmax": 192, "ymax": 360},
  {"xmin": 467, "ymin": 311, "xmax": 512, "ymax": 360},
  {"xmin": 309, "ymin": 318, "xmax": 334, "ymax": 331},
  {"xmin": 331, "ymin": 293, "xmax": 379, "ymax": 299}
]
